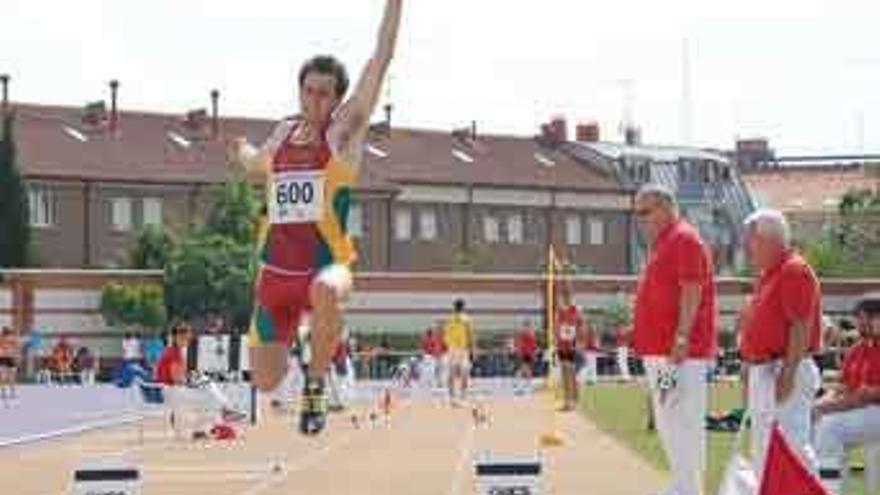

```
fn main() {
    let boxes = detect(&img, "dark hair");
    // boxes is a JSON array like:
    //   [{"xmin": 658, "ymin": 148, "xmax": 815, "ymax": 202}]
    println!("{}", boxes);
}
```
[
  {"xmin": 298, "ymin": 55, "xmax": 349, "ymax": 99},
  {"xmin": 453, "ymin": 299, "xmax": 465, "ymax": 312},
  {"xmin": 855, "ymin": 294, "xmax": 880, "ymax": 317},
  {"xmin": 171, "ymin": 322, "xmax": 192, "ymax": 338}
]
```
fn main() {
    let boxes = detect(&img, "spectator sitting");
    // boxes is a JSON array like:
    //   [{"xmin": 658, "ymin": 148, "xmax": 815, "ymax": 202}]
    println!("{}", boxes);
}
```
[{"xmin": 50, "ymin": 337, "xmax": 75, "ymax": 384}]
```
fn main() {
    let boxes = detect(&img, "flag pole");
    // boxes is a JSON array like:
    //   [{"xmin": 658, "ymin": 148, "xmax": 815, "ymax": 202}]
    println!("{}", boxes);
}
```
[{"xmin": 539, "ymin": 244, "xmax": 564, "ymax": 447}]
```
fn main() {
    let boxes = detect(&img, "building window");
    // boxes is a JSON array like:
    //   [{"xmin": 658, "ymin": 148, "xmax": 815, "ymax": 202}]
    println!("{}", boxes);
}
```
[
  {"xmin": 419, "ymin": 209, "xmax": 438, "ymax": 241},
  {"xmin": 507, "ymin": 213, "xmax": 523, "ymax": 244},
  {"xmin": 394, "ymin": 207, "xmax": 412, "ymax": 241},
  {"xmin": 565, "ymin": 214, "xmax": 582, "ymax": 245},
  {"xmin": 483, "ymin": 213, "xmax": 500, "ymax": 243},
  {"xmin": 142, "ymin": 197, "xmax": 163, "ymax": 227},
  {"xmin": 27, "ymin": 187, "xmax": 58, "ymax": 227},
  {"xmin": 588, "ymin": 217, "xmax": 605, "ymax": 246},
  {"xmin": 111, "ymin": 197, "xmax": 133, "ymax": 232},
  {"xmin": 348, "ymin": 203, "xmax": 364, "ymax": 238}
]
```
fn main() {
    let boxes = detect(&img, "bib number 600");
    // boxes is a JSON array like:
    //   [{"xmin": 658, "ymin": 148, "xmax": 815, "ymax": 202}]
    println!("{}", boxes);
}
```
[{"xmin": 276, "ymin": 181, "xmax": 315, "ymax": 206}]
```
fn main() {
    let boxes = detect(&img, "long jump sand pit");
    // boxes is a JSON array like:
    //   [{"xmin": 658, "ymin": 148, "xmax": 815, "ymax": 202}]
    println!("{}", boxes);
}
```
[{"xmin": 0, "ymin": 386, "xmax": 663, "ymax": 494}]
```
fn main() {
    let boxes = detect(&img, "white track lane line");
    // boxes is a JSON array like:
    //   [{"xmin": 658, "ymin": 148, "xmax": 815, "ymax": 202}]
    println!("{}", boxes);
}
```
[{"xmin": 447, "ymin": 422, "xmax": 476, "ymax": 495}]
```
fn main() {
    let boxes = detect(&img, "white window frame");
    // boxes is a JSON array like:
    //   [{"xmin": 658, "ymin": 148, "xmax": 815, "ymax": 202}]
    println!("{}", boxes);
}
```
[
  {"xmin": 419, "ymin": 208, "xmax": 438, "ymax": 241},
  {"xmin": 507, "ymin": 213, "xmax": 524, "ymax": 244},
  {"xmin": 111, "ymin": 197, "xmax": 133, "ymax": 232},
  {"xmin": 483, "ymin": 213, "xmax": 500, "ymax": 243},
  {"xmin": 142, "ymin": 197, "xmax": 163, "ymax": 227},
  {"xmin": 565, "ymin": 214, "xmax": 582, "ymax": 246},
  {"xmin": 348, "ymin": 203, "xmax": 364, "ymax": 238},
  {"xmin": 588, "ymin": 217, "xmax": 605, "ymax": 246},
  {"xmin": 27, "ymin": 186, "xmax": 58, "ymax": 228},
  {"xmin": 394, "ymin": 207, "xmax": 412, "ymax": 241}
]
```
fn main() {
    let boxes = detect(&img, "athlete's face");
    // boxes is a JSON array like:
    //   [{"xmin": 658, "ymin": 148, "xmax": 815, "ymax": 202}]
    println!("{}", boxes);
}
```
[{"xmin": 299, "ymin": 72, "xmax": 341, "ymax": 126}]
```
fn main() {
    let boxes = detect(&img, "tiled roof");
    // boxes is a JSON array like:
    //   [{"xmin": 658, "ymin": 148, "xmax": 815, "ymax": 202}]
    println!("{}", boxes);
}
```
[
  {"xmin": 741, "ymin": 166, "xmax": 879, "ymax": 212},
  {"xmin": 10, "ymin": 102, "xmax": 620, "ymax": 193}
]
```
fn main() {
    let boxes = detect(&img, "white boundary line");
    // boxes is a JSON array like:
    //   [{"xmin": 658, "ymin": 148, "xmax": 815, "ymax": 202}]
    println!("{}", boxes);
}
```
[{"xmin": 0, "ymin": 413, "xmax": 149, "ymax": 449}]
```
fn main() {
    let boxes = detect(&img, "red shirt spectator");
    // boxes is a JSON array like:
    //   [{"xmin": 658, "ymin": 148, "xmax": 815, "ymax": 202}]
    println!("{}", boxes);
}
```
[
  {"xmin": 840, "ymin": 339, "xmax": 880, "ymax": 392},
  {"xmin": 420, "ymin": 329, "xmax": 444, "ymax": 358},
  {"xmin": 516, "ymin": 325, "xmax": 538, "ymax": 360},
  {"xmin": 583, "ymin": 323, "xmax": 599, "ymax": 351},
  {"xmin": 154, "ymin": 345, "xmax": 185, "ymax": 385},
  {"xmin": 740, "ymin": 250, "xmax": 822, "ymax": 362},
  {"xmin": 633, "ymin": 220, "xmax": 717, "ymax": 358},
  {"xmin": 332, "ymin": 339, "xmax": 349, "ymax": 366}
]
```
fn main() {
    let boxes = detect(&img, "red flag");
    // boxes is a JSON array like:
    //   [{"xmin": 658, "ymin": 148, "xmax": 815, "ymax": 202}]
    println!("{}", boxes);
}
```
[{"xmin": 759, "ymin": 424, "xmax": 829, "ymax": 495}]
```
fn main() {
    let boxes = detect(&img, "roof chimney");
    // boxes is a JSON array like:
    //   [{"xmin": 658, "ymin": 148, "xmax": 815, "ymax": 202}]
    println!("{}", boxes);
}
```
[
  {"xmin": 383, "ymin": 103, "xmax": 393, "ymax": 131},
  {"xmin": 624, "ymin": 125, "xmax": 641, "ymax": 146},
  {"xmin": 576, "ymin": 122, "xmax": 600, "ymax": 142},
  {"xmin": 109, "ymin": 79, "xmax": 120, "ymax": 134},
  {"xmin": 210, "ymin": 89, "xmax": 220, "ymax": 138},
  {"xmin": 540, "ymin": 116, "xmax": 568, "ymax": 145},
  {"xmin": 1, "ymin": 74, "xmax": 9, "ymax": 115},
  {"xmin": 471, "ymin": 120, "xmax": 477, "ymax": 141}
]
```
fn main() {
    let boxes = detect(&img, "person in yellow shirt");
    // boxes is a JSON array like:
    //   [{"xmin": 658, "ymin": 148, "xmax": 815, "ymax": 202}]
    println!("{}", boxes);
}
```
[{"xmin": 443, "ymin": 299, "xmax": 476, "ymax": 406}]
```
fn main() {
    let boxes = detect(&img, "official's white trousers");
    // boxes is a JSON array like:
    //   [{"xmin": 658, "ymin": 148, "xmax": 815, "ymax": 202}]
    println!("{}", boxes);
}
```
[
  {"xmin": 816, "ymin": 405, "xmax": 880, "ymax": 494},
  {"xmin": 644, "ymin": 357, "xmax": 709, "ymax": 495},
  {"xmin": 747, "ymin": 358, "xmax": 820, "ymax": 475},
  {"xmin": 618, "ymin": 346, "xmax": 631, "ymax": 380}
]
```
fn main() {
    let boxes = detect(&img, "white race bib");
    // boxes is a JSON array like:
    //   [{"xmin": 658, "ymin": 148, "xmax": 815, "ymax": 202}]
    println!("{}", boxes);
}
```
[
  {"xmin": 268, "ymin": 170, "xmax": 325, "ymax": 224},
  {"xmin": 559, "ymin": 324, "xmax": 576, "ymax": 341}
]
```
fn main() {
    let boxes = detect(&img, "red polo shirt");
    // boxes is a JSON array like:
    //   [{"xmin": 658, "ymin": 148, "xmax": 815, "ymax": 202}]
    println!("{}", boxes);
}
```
[
  {"xmin": 154, "ymin": 345, "xmax": 185, "ymax": 385},
  {"xmin": 840, "ymin": 339, "xmax": 880, "ymax": 392},
  {"xmin": 739, "ymin": 250, "xmax": 823, "ymax": 362},
  {"xmin": 633, "ymin": 220, "xmax": 717, "ymax": 358},
  {"xmin": 421, "ymin": 331, "xmax": 444, "ymax": 358},
  {"xmin": 516, "ymin": 328, "xmax": 538, "ymax": 359}
]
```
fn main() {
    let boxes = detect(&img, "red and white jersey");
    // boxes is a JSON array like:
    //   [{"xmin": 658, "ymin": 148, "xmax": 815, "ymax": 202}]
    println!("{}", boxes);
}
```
[{"xmin": 555, "ymin": 305, "xmax": 582, "ymax": 353}]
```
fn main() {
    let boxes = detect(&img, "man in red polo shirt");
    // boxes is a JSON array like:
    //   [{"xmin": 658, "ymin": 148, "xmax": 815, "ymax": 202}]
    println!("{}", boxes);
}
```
[
  {"xmin": 632, "ymin": 184, "xmax": 717, "ymax": 495},
  {"xmin": 514, "ymin": 320, "xmax": 538, "ymax": 394},
  {"xmin": 739, "ymin": 209, "xmax": 824, "ymax": 475},
  {"xmin": 815, "ymin": 294, "xmax": 880, "ymax": 494},
  {"xmin": 156, "ymin": 323, "xmax": 245, "ymax": 438},
  {"xmin": 420, "ymin": 326, "xmax": 444, "ymax": 389}
]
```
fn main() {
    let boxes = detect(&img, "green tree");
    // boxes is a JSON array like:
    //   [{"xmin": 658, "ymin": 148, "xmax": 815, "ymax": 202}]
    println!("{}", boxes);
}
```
[
  {"xmin": 163, "ymin": 179, "xmax": 260, "ymax": 331},
  {"xmin": 0, "ymin": 112, "xmax": 31, "ymax": 267},
  {"xmin": 164, "ymin": 233, "xmax": 255, "ymax": 330},
  {"xmin": 100, "ymin": 282, "xmax": 166, "ymax": 329},
  {"xmin": 126, "ymin": 225, "xmax": 174, "ymax": 269},
  {"xmin": 204, "ymin": 180, "xmax": 260, "ymax": 245},
  {"xmin": 805, "ymin": 187, "xmax": 880, "ymax": 277}
]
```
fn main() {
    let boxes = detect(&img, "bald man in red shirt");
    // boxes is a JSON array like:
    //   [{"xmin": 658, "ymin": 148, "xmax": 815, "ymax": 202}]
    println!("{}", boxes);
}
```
[
  {"xmin": 632, "ymin": 185, "xmax": 717, "ymax": 495},
  {"xmin": 739, "ymin": 209, "xmax": 823, "ymax": 474}
]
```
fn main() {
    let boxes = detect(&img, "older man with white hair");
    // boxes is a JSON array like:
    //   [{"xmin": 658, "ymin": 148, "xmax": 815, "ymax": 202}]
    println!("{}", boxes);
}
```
[
  {"xmin": 739, "ymin": 209, "xmax": 823, "ymax": 474},
  {"xmin": 632, "ymin": 184, "xmax": 717, "ymax": 495}
]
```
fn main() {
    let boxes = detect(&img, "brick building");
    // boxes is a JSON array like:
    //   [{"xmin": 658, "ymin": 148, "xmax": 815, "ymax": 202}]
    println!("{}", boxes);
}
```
[{"xmin": 6, "ymin": 87, "xmax": 634, "ymax": 274}]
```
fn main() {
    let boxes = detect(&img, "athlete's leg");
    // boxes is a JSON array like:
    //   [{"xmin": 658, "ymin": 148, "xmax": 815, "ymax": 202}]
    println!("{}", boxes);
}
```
[
  {"xmin": 307, "ymin": 265, "xmax": 351, "ymax": 381},
  {"xmin": 249, "ymin": 271, "xmax": 305, "ymax": 391}
]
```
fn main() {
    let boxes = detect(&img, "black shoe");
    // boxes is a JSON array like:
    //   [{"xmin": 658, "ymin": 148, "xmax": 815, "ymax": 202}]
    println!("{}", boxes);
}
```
[{"xmin": 299, "ymin": 378, "xmax": 328, "ymax": 436}]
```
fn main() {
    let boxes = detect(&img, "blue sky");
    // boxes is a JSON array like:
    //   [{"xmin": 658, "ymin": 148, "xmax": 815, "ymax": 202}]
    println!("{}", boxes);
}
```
[{"xmin": 3, "ymin": 0, "xmax": 879, "ymax": 154}]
